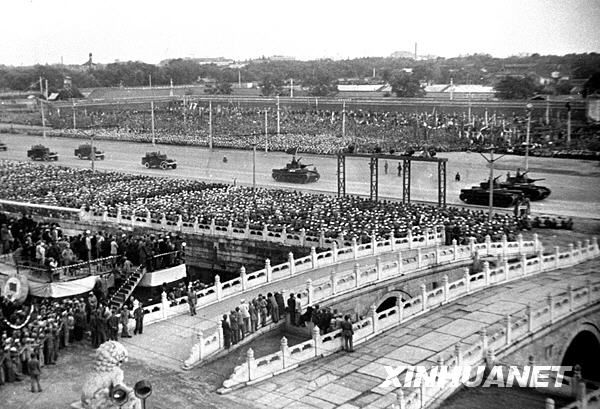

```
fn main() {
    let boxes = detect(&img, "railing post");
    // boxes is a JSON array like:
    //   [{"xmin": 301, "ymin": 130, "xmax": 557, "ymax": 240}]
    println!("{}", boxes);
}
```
[
  {"xmin": 417, "ymin": 247, "xmax": 423, "ymax": 268},
  {"xmin": 533, "ymin": 233, "xmax": 539, "ymax": 251},
  {"xmin": 352, "ymin": 237, "xmax": 358, "ymax": 259},
  {"xmin": 193, "ymin": 216, "xmax": 199, "ymax": 233},
  {"xmin": 395, "ymin": 389, "xmax": 406, "ymax": 409},
  {"xmin": 527, "ymin": 303, "xmax": 534, "ymax": 332},
  {"xmin": 577, "ymin": 383, "xmax": 587, "ymax": 407},
  {"xmin": 116, "ymin": 206, "xmax": 122, "ymax": 223},
  {"xmin": 299, "ymin": 228, "xmax": 306, "ymax": 247},
  {"xmin": 161, "ymin": 291, "xmax": 169, "ymax": 319},
  {"xmin": 407, "ymin": 229, "xmax": 413, "ymax": 249},
  {"xmin": 501, "ymin": 234, "xmax": 508, "ymax": 256},
  {"xmin": 424, "ymin": 228, "xmax": 430, "ymax": 246},
  {"xmin": 319, "ymin": 230, "xmax": 326, "ymax": 248},
  {"xmin": 420, "ymin": 283, "xmax": 427, "ymax": 311},
  {"xmin": 434, "ymin": 244, "xmax": 440, "ymax": 264},
  {"xmin": 397, "ymin": 252, "xmax": 403, "ymax": 275},
  {"xmin": 480, "ymin": 328, "xmax": 488, "ymax": 355},
  {"xmin": 390, "ymin": 235, "xmax": 397, "ymax": 252},
  {"xmin": 265, "ymin": 259, "xmax": 272, "ymax": 282},
  {"xmin": 397, "ymin": 297, "xmax": 404, "ymax": 324},
  {"xmin": 281, "ymin": 227, "xmax": 287, "ymax": 244},
  {"xmin": 483, "ymin": 261, "xmax": 490, "ymax": 286},
  {"xmin": 464, "ymin": 267, "xmax": 471, "ymax": 294},
  {"xmin": 312, "ymin": 326, "xmax": 321, "ymax": 356},
  {"xmin": 246, "ymin": 348, "xmax": 255, "ymax": 381},
  {"xmin": 545, "ymin": 398, "xmax": 555, "ymax": 409},
  {"xmin": 332, "ymin": 241, "xmax": 338, "ymax": 263},
  {"xmin": 371, "ymin": 231, "xmax": 377, "ymax": 255},
  {"xmin": 592, "ymin": 237, "xmax": 599, "ymax": 254},
  {"xmin": 244, "ymin": 220, "xmax": 251, "ymax": 238},
  {"xmin": 310, "ymin": 247, "xmax": 317, "ymax": 268},
  {"xmin": 443, "ymin": 275, "xmax": 449, "ymax": 304},
  {"xmin": 547, "ymin": 294, "xmax": 554, "ymax": 324},
  {"xmin": 452, "ymin": 239, "xmax": 458, "ymax": 260},
  {"xmin": 485, "ymin": 234, "xmax": 491, "ymax": 254},
  {"xmin": 217, "ymin": 320, "xmax": 224, "ymax": 349},
  {"xmin": 288, "ymin": 252, "xmax": 295, "ymax": 276},
  {"xmin": 517, "ymin": 233, "xmax": 524, "ymax": 254},
  {"xmin": 331, "ymin": 272, "xmax": 337, "ymax": 294},
  {"xmin": 214, "ymin": 275, "xmax": 222, "ymax": 300},
  {"xmin": 306, "ymin": 279, "xmax": 313, "ymax": 304},
  {"xmin": 161, "ymin": 213, "xmax": 168, "ymax": 227},
  {"xmin": 354, "ymin": 263, "xmax": 360, "ymax": 287},
  {"xmin": 469, "ymin": 236, "xmax": 476, "ymax": 254},
  {"xmin": 281, "ymin": 336, "xmax": 290, "ymax": 368},
  {"xmin": 538, "ymin": 249, "xmax": 544, "ymax": 272},
  {"xmin": 505, "ymin": 314, "xmax": 512, "ymax": 345},
  {"xmin": 210, "ymin": 218, "xmax": 216, "ymax": 235},
  {"xmin": 568, "ymin": 243, "xmax": 575, "ymax": 265},
  {"xmin": 376, "ymin": 256, "xmax": 382, "ymax": 281},
  {"xmin": 521, "ymin": 254, "xmax": 527, "ymax": 275},
  {"xmin": 454, "ymin": 344, "xmax": 462, "ymax": 366},
  {"xmin": 371, "ymin": 304, "xmax": 378, "ymax": 334},
  {"xmin": 485, "ymin": 347, "xmax": 496, "ymax": 372},
  {"xmin": 554, "ymin": 246, "xmax": 561, "ymax": 269},
  {"xmin": 240, "ymin": 266, "xmax": 247, "ymax": 291},
  {"xmin": 503, "ymin": 257, "xmax": 509, "ymax": 281},
  {"xmin": 227, "ymin": 220, "xmax": 233, "ymax": 238}
]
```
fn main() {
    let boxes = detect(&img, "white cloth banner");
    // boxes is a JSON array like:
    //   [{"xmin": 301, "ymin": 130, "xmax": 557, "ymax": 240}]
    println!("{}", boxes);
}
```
[
  {"xmin": 139, "ymin": 264, "xmax": 186, "ymax": 287},
  {"xmin": 29, "ymin": 275, "xmax": 99, "ymax": 298}
]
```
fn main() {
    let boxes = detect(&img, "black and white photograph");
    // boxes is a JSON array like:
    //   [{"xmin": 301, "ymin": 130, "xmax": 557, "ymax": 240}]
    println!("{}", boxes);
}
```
[{"xmin": 0, "ymin": 0, "xmax": 599, "ymax": 408}]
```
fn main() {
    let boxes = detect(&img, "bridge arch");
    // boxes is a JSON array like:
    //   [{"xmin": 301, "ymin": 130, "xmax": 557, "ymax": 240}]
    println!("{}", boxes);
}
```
[
  {"xmin": 560, "ymin": 322, "xmax": 600, "ymax": 381},
  {"xmin": 375, "ymin": 289, "xmax": 413, "ymax": 313}
]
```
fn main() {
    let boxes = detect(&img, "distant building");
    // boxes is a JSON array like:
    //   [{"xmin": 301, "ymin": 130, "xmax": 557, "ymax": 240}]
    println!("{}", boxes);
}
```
[
  {"xmin": 269, "ymin": 55, "xmax": 295, "ymax": 61},
  {"xmin": 336, "ymin": 84, "xmax": 392, "ymax": 98},
  {"xmin": 424, "ymin": 84, "xmax": 496, "ymax": 100}
]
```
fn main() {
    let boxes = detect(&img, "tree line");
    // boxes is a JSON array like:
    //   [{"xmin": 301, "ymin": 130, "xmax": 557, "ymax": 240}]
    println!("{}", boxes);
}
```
[{"xmin": 0, "ymin": 53, "xmax": 599, "ymax": 99}]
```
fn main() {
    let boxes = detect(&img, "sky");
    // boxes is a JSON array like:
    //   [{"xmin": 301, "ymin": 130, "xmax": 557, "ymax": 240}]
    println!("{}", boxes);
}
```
[{"xmin": 2, "ymin": 0, "xmax": 600, "ymax": 66}]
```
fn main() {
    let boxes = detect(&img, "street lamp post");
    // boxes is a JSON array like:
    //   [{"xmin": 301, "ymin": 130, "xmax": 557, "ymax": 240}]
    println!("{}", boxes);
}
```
[
  {"xmin": 479, "ymin": 146, "xmax": 506, "ymax": 222},
  {"xmin": 252, "ymin": 131, "xmax": 256, "ymax": 189},
  {"xmin": 525, "ymin": 103, "xmax": 533, "ymax": 171}
]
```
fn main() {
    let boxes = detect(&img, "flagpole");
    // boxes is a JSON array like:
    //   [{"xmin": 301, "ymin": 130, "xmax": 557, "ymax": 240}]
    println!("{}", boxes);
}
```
[
  {"xmin": 39, "ymin": 77, "xmax": 47, "ymax": 139},
  {"xmin": 149, "ymin": 75, "xmax": 156, "ymax": 147},
  {"xmin": 264, "ymin": 109, "xmax": 268, "ymax": 153}
]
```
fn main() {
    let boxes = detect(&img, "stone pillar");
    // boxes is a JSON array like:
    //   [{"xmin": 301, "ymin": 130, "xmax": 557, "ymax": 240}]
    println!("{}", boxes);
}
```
[
  {"xmin": 545, "ymin": 398, "xmax": 555, "ymax": 409},
  {"xmin": 538, "ymin": 249, "xmax": 544, "ymax": 272},
  {"xmin": 265, "ymin": 259, "xmax": 272, "ymax": 282},
  {"xmin": 481, "ymin": 328, "xmax": 488, "ymax": 354},
  {"xmin": 116, "ymin": 206, "xmax": 122, "ymax": 223},
  {"xmin": 397, "ymin": 297, "xmax": 404, "ymax": 323},
  {"xmin": 395, "ymin": 390, "xmax": 406, "ymax": 409},
  {"xmin": 331, "ymin": 272, "xmax": 337, "ymax": 294},
  {"xmin": 521, "ymin": 254, "xmax": 528, "ymax": 275},
  {"xmin": 517, "ymin": 233, "xmax": 524, "ymax": 254},
  {"xmin": 376, "ymin": 256, "xmax": 382, "ymax": 281},
  {"xmin": 483, "ymin": 261, "xmax": 490, "ymax": 286},
  {"xmin": 420, "ymin": 283, "xmax": 428, "ymax": 311},
  {"xmin": 299, "ymin": 228, "xmax": 306, "ymax": 247},
  {"xmin": 390, "ymin": 234, "xmax": 397, "ymax": 251},
  {"xmin": 592, "ymin": 237, "xmax": 599, "ymax": 253},
  {"xmin": 505, "ymin": 314, "xmax": 512, "ymax": 345},
  {"xmin": 501, "ymin": 234, "xmax": 508, "ymax": 256},
  {"xmin": 161, "ymin": 291, "xmax": 169, "ymax": 319},
  {"xmin": 352, "ymin": 237, "xmax": 358, "ymax": 259},
  {"xmin": 533, "ymin": 233, "xmax": 539, "ymax": 251},
  {"xmin": 452, "ymin": 239, "xmax": 458, "ymax": 261},
  {"xmin": 547, "ymin": 294, "xmax": 554, "ymax": 324},
  {"xmin": 215, "ymin": 275, "xmax": 222, "ymax": 300},
  {"xmin": 568, "ymin": 284, "xmax": 574, "ymax": 311},
  {"xmin": 281, "ymin": 336, "xmax": 290, "ymax": 368},
  {"xmin": 443, "ymin": 275, "xmax": 449, "ymax": 303},
  {"xmin": 568, "ymin": 243, "xmax": 575, "ymax": 265},
  {"xmin": 577, "ymin": 383, "xmax": 586, "ymax": 405},
  {"xmin": 485, "ymin": 347, "xmax": 496, "ymax": 371},
  {"xmin": 281, "ymin": 227, "xmax": 287, "ymax": 244},
  {"xmin": 407, "ymin": 229, "xmax": 413, "ymax": 249},
  {"xmin": 371, "ymin": 231, "xmax": 377, "ymax": 255},
  {"xmin": 332, "ymin": 241, "xmax": 338, "ymax": 263},
  {"xmin": 196, "ymin": 329, "xmax": 205, "ymax": 360},
  {"xmin": 240, "ymin": 266, "xmax": 247, "ymax": 291},
  {"xmin": 319, "ymin": 230, "xmax": 326, "ymax": 248},
  {"xmin": 310, "ymin": 247, "xmax": 317, "ymax": 268},
  {"xmin": 464, "ymin": 267, "xmax": 471, "ymax": 294},
  {"xmin": 425, "ymin": 228, "xmax": 431, "ymax": 246},
  {"xmin": 210, "ymin": 218, "xmax": 216, "ymax": 235},
  {"xmin": 397, "ymin": 252, "xmax": 403, "ymax": 275},
  {"xmin": 503, "ymin": 257, "xmax": 509, "ymax": 281},
  {"xmin": 312, "ymin": 326, "xmax": 321, "ymax": 356},
  {"xmin": 527, "ymin": 303, "xmax": 534, "ymax": 332},
  {"xmin": 306, "ymin": 279, "xmax": 313, "ymax": 304},
  {"xmin": 555, "ymin": 246, "xmax": 561, "ymax": 269},
  {"xmin": 102, "ymin": 210, "xmax": 109, "ymax": 222},
  {"xmin": 455, "ymin": 344, "xmax": 462, "ymax": 366},
  {"xmin": 246, "ymin": 348, "xmax": 255, "ymax": 381},
  {"xmin": 288, "ymin": 252, "xmax": 296, "ymax": 276},
  {"xmin": 469, "ymin": 236, "xmax": 476, "ymax": 254},
  {"xmin": 217, "ymin": 321, "xmax": 224, "ymax": 349},
  {"xmin": 193, "ymin": 216, "xmax": 199, "ymax": 233},
  {"xmin": 371, "ymin": 304, "xmax": 378, "ymax": 334},
  {"xmin": 261, "ymin": 224, "xmax": 269, "ymax": 240},
  {"xmin": 354, "ymin": 263, "xmax": 360, "ymax": 287},
  {"xmin": 434, "ymin": 244, "xmax": 440, "ymax": 264},
  {"xmin": 417, "ymin": 247, "xmax": 423, "ymax": 268},
  {"xmin": 485, "ymin": 234, "xmax": 492, "ymax": 254},
  {"xmin": 177, "ymin": 214, "xmax": 183, "ymax": 229}
]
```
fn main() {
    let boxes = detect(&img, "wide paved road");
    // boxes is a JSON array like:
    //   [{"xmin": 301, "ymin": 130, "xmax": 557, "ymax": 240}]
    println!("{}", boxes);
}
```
[{"xmin": 0, "ymin": 133, "xmax": 598, "ymax": 218}]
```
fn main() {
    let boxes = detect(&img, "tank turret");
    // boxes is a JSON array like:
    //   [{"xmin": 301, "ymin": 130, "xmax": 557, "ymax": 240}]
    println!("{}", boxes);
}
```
[{"xmin": 272, "ymin": 156, "xmax": 320, "ymax": 184}]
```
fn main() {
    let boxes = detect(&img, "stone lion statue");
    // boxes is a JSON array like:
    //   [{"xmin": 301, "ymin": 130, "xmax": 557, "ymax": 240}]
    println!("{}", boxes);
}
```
[{"xmin": 80, "ymin": 341, "xmax": 141, "ymax": 409}]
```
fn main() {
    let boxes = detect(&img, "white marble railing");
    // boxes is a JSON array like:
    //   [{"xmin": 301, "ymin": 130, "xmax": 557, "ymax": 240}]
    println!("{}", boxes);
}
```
[
  {"xmin": 182, "ymin": 234, "xmax": 542, "ymax": 369},
  {"xmin": 218, "ymin": 237, "xmax": 599, "ymax": 392},
  {"xmin": 141, "ymin": 228, "xmax": 447, "ymax": 326},
  {"xmin": 558, "ymin": 387, "xmax": 600, "ymax": 409}
]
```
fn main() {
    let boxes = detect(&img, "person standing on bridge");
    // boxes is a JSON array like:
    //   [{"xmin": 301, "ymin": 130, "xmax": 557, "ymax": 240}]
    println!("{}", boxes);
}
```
[
  {"xmin": 341, "ymin": 315, "xmax": 354, "ymax": 352},
  {"xmin": 287, "ymin": 294, "xmax": 296, "ymax": 326},
  {"xmin": 229, "ymin": 310, "xmax": 239, "ymax": 345},
  {"xmin": 268, "ymin": 293, "xmax": 279, "ymax": 323},
  {"xmin": 222, "ymin": 315, "xmax": 232, "ymax": 349},
  {"xmin": 133, "ymin": 303, "xmax": 144, "ymax": 335},
  {"xmin": 384, "ymin": 161, "xmax": 389, "ymax": 175},
  {"xmin": 187, "ymin": 285, "xmax": 197, "ymax": 316},
  {"xmin": 397, "ymin": 162, "xmax": 403, "ymax": 177},
  {"xmin": 249, "ymin": 299, "xmax": 258, "ymax": 333},
  {"xmin": 239, "ymin": 299, "xmax": 250, "ymax": 336}
]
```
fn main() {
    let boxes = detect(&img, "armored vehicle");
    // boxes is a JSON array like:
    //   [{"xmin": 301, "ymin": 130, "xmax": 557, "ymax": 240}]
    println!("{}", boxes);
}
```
[
  {"xmin": 480, "ymin": 170, "xmax": 551, "ymax": 201},
  {"xmin": 141, "ymin": 151, "xmax": 177, "ymax": 169},
  {"xmin": 74, "ymin": 144, "xmax": 105, "ymax": 160},
  {"xmin": 272, "ymin": 156, "xmax": 320, "ymax": 184},
  {"xmin": 27, "ymin": 145, "xmax": 58, "ymax": 161},
  {"xmin": 459, "ymin": 177, "xmax": 524, "ymax": 208},
  {"xmin": 0, "ymin": 142, "xmax": 7, "ymax": 151}
]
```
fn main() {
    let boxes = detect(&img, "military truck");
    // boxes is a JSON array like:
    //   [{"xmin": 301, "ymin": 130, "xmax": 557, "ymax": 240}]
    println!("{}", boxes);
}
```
[
  {"xmin": 27, "ymin": 145, "xmax": 58, "ymax": 161},
  {"xmin": 74, "ymin": 144, "xmax": 105, "ymax": 160},
  {"xmin": 141, "ymin": 151, "xmax": 177, "ymax": 169}
]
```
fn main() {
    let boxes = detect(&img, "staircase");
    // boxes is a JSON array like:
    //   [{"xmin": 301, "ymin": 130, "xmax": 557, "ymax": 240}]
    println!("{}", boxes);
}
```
[{"xmin": 109, "ymin": 265, "xmax": 145, "ymax": 310}]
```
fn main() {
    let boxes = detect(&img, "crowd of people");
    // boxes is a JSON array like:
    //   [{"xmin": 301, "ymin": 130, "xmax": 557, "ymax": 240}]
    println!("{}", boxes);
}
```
[
  {"xmin": 39, "ymin": 103, "xmax": 596, "ymax": 155},
  {"xmin": 0, "ymin": 161, "xmax": 519, "ymax": 244}
]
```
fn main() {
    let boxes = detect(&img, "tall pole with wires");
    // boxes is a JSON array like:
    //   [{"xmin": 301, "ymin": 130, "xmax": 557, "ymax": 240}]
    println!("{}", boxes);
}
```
[
  {"xmin": 479, "ymin": 146, "xmax": 506, "ymax": 222},
  {"xmin": 39, "ymin": 77, "xmax": 47, "ymax": 138}
]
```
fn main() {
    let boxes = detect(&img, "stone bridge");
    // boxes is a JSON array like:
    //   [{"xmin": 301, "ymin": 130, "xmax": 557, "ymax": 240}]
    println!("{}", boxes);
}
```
[{"xmin": 215, "ymin": 238, "xmax": 600, "ymax": 409}]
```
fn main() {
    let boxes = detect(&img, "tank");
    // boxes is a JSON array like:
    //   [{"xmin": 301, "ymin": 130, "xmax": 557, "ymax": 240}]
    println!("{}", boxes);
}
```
[
  {"xmin": 480, "ymin": 170, "xmax": 551, "ymax": 201},
  {"xmin": 272, "ymin": 156, "xmax": 320, "ymax": 184},
  {"xmin": 459, "ymin": 177, "xmax": 524, "ymax": 208}
]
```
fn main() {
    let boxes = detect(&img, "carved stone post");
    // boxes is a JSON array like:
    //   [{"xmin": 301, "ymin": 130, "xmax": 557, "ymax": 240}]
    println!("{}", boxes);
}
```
[
  {"xmin": 332, "ymin": 241, "xmax": 338, "ymax": 263},
  {"xmin": 288, "ymin": 252, "xmax": 295, "ymax": 276},
  {"xmin": 420, "ymin": 283, "xmax": 427, "ymax": 311},
  {"xmin": 281, "ymin": 336, "xmax": 290, "ymax": 368},
  {"xmin": 265, "ymin": 258, "xmax": 272, "ymax": 282},
  {"xmin": 240, "ymin": 266, "xmax": 247, "ymax": 291},
  {"xmin": 246, "ymin": 348, "xmax": 255, "ymax": 381},
  {"xmin": 214, "ymin": 275, "xmax": 222, "ymax": 300},
  {"xmin": 505, "ymin": 314, "xmax": 512, "ymax": 345},
  {"xmin": 306, "ymin": 279, "xmax": 314, "ymax": 304},
  {"xmin": 443, "ymin": 275, "xmax": 449, "ymax": 304}
]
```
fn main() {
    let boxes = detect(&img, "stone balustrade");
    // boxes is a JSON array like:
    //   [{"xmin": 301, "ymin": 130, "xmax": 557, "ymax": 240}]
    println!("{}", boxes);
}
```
[{"xmin": 218, "ymin": 237, "xmax": 599, "ymax": 392}]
